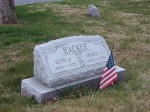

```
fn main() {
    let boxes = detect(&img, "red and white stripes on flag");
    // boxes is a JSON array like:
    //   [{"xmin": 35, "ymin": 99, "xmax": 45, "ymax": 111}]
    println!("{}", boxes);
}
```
[{"xmin": 99, "ymin": 51, "xmax": 118, "ymax": 90}]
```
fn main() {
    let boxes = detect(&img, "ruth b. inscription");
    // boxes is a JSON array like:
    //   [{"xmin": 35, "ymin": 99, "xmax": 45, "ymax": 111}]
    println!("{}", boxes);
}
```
[{"xmin": 48, "ymin": 54, "xmax": 81, "ymax": 74}]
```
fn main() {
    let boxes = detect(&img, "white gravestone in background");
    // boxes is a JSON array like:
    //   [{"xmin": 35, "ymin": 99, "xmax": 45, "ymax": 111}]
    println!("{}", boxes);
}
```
[
  {"xmin": 21, "ymin": 35, "xmax": 126, "ymax": 103},
  {"xmin": 88, "ymin": 5, "xmax": 100, "ymax": 18}
]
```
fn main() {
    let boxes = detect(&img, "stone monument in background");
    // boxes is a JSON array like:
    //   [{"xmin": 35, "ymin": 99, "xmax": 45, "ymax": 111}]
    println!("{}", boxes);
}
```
[{"xmin": 88, "ymin": 5, "xmax": 100, "ymax": 18}]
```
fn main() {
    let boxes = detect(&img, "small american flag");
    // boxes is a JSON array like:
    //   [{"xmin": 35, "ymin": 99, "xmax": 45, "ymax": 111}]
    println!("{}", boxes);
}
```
[{"xmin": 99, "ymin": 51, "xmax": 118, "ymax": 90}]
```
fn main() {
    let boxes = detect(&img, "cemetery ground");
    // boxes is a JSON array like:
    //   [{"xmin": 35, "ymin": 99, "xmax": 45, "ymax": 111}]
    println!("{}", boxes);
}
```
[{"xmin": 0, "ymin": 0, "xmax": 149, "ymax": 111}]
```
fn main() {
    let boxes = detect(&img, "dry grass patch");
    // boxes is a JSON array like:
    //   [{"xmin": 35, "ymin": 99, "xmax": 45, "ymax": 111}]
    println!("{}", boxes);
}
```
[
  {"xmin": 129, "ymin": 93, "xmax": 150, "ymax": 112},
  {"xmin": 105, "ymin": 32, "xmax": 127, "ymax": 40},
  {"xmin": 29, "ymin": 3, "xmax": 87, "ymax": 20},
  {"xmin": 0, "ymin": 42, "xmax": 35, "ymax": 71},
  {"xmin": 135, "ymin": 42, "xmax": 150, "ymax": 52},
  {"xmin": 115, "ymin": 12, "xmax": 150, "ymax": 32},
  {"xmin": 82, "ymin": 25, "xmax": 106, "ymax": 35},
  {"xmin": 47, "ymin": 4, "xmax": 86, "ymax": 17},
  {"xmin": 115, "ymin": 43, "xmax": 149, "ymax": 64},
  {"xmin": 28, "ymin": 5, "xmax": 47, "ymax": 13},
  {"xmin": 27, "ymin": 94, "xmax": 127, "ymax": 112},
  {"xmin": 115, "ymin": 12, "xmax": 142, "ymax": 26}
]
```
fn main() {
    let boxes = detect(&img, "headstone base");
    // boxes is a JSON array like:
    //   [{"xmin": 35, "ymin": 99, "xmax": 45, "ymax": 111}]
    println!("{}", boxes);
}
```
[{"xmin": 21, "ymin": 66, "xmax": 126, "ymax": 103}]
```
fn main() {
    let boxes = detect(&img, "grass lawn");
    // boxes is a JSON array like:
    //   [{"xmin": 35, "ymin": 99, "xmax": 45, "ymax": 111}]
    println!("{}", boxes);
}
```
[{"xmin": 0, "ymin": 0, "xmax": 150, "ymax": 111}]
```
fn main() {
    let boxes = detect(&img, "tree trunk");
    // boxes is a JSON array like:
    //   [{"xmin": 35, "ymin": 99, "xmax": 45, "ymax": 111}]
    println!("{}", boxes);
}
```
[{"xmin": 0, "ymin": 0, "xmax": 17, "ymax": 24}]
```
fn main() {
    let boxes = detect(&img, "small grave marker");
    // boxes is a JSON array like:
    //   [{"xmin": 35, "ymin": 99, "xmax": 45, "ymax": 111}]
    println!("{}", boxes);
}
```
[{"xmin": 88, "ymin": 5, "xmax": 100, "ymax": 18}]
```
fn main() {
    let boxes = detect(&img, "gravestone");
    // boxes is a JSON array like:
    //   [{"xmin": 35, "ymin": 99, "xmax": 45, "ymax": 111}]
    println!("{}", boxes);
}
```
[
  {"xmin": 21, "ymin": 35, "xmax": 126, "ymax": 103},
  {"xmin": 88, "ymin": 5, "xmax": 100, "ymax": 18}
]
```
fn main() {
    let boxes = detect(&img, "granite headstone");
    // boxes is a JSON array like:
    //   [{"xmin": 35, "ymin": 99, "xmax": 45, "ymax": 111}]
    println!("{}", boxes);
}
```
[{"xmin": 21, "ymin": 35, "xmax": 126, "ymax": 103}]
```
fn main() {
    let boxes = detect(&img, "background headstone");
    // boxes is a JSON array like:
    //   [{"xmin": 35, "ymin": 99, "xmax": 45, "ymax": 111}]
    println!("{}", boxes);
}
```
[{"xmin": 88, "ymin": 5, "xmax": 100, "ymax": 18}]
